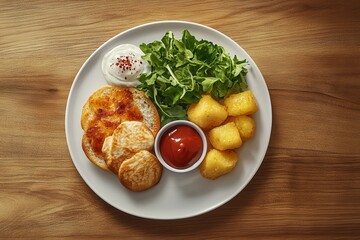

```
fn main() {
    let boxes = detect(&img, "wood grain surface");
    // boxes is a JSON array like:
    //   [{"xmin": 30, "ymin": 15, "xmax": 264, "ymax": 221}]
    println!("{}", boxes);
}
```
[{"xmin": 1, "ymin": 0, "xmax": 359, "ymax": 239}]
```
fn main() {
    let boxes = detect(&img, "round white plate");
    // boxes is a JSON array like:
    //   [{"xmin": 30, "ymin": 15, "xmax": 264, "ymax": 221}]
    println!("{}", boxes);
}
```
[{"xmin": 65, "ymin": 20, "xmax": 272, "ymax": 220}]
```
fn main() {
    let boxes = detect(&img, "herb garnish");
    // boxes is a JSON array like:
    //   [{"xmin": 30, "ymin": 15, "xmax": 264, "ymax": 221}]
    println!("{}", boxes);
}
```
[{"xmin": 137, "ymin": 30, "xmax": 248, "ymax": 125}]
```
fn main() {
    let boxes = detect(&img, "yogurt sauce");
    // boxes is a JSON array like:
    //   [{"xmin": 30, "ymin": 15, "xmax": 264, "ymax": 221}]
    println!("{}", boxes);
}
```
[{"xmin": 101, "ymin": 44, "xmax": 150, "ymax": 87}]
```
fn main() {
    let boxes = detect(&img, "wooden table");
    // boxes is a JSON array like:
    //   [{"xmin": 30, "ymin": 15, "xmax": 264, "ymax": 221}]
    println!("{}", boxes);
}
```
[{"xmin": 1, "ymin": 0, "xmax": 359, "ymax": 239}]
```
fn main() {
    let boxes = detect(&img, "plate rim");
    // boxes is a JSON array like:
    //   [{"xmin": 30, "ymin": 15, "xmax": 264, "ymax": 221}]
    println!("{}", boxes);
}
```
[{"xmin": 65, "ymin": 20, "xmax": 272, "ymax": 220}]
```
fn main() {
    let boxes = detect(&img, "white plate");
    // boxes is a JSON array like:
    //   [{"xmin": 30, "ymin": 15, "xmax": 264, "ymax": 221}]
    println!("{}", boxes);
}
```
[{"xmin": 65, "ymin": 20, "xmax": 272, "ymax": 220}]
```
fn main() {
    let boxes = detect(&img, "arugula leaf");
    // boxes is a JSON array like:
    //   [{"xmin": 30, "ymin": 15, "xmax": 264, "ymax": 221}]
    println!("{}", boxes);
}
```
[
  {"xmin": 201, "ymin": 77, "xmax": 221, "ymax": 93},
  {"xmin": 137, "ymin": 30, "xmax": 248, "ymax": 125},
  {"xmin": 182, "ymin": 30, "xmax": 197, "ymax": 52}
]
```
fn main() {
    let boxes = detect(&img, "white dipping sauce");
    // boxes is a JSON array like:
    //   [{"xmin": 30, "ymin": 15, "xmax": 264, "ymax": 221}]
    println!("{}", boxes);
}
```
[{"xmin": 101, "ymin": 44, "xmax": 150, "ymax": 87}]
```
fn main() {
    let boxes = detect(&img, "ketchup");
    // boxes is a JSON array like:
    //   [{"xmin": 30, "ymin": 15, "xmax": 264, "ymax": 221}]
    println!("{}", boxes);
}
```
[{"xmin": 160, "ymin": 125, "xmax": 203, "ymax": 169}]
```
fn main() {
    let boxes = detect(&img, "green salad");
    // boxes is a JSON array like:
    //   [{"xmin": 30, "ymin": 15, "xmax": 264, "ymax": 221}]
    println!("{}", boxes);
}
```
[{"xmin": 137, "ymin": 30, "xmax": 248, "ymax": 125}]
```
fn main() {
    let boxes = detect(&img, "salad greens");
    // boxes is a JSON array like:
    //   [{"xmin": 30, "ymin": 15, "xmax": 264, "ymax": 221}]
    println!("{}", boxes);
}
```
[{"xmin": 137, "ymin": 30, "xmax": 248, "ymax": 125}]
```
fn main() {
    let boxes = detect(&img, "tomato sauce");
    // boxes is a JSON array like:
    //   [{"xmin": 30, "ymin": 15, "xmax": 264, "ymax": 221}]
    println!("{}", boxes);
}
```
[{"xmin": 159, "ymin": 125, "xmax": 203, "ymax": 169}]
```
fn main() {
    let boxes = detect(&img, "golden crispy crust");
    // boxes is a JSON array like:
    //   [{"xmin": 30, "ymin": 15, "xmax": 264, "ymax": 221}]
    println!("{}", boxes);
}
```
[
  {"xmin": 111, "ymin": 121, "xmax": 154, "ymax": 152},
  {"xmin": 118, "ymin": 150, "xmax": 162, "ymax": 192},
  {"xmin": 81, "ymin": 85, "xmax": 113, "ymax": 130},
  {"xmin": 81, "ymin": 86, "xmax": 160, "ymax": 171},
  {"xmin": 105, "ymin": 145, "xmax": 135, "ymax": 174},
  {"xmin": 82, "ymin": 134, "xmax": 109, "ymax": 170},
  {"xmin": 101, "ymin": 121, "xmax": 155, "ymax": 174}
]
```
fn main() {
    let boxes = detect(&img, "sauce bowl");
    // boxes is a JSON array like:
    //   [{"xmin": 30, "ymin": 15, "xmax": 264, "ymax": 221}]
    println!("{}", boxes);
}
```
[{"xmin": 154, "ymin": 120, "xmax": 208, "ymax": 173}]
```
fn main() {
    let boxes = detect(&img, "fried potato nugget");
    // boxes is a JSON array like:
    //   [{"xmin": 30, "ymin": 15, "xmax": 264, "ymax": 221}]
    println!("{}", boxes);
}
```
[
  {"xmin": 224, "ymin": 90, "xmax": 258, "ymax": 116},
  {"xmin": 187, "ymin": 95, "xmax": 228, "ymax": 129},
  {"xmin": 199, "ymin": 149, "xmax": 238, "ymax": 180},
  {"xmin": 226, "ymin": 115, "xmax": 256, "ymax": 141},
  {"xmin": 208, "ymin": 122, "xmax": 242, "ymax": 151}
]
